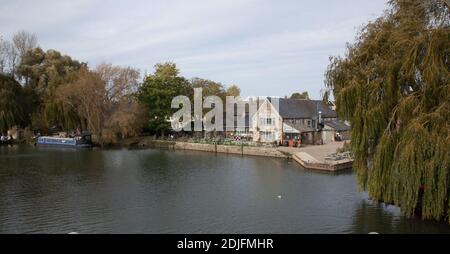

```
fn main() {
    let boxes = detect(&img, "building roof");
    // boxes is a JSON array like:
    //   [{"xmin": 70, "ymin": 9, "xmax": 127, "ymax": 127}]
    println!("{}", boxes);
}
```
[
  {"xmin": 283, "ymin": 122, "xmax": 314, "ymax": 133},
  {"xmin": 270, "ymin": 98, "xmax": 337, "ymax": 119},
  {"xmin": 324, "ymin": 120, "xmax": 350, "ymax": 131}
]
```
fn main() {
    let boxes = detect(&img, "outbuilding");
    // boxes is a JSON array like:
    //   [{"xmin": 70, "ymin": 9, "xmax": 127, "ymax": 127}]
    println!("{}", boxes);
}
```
[{"xmin": 322, "ymin": 120, "xmax": 351, "ymax": 143}]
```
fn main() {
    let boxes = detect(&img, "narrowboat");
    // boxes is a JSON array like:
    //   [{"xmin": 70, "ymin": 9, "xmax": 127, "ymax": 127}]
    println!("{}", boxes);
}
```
[{"xmin": 37, "ymin": 134, "xmax": 92, "ymax": 148}]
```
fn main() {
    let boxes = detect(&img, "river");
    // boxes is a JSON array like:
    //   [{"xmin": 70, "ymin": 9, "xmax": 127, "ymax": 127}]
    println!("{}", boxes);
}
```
[{"xmin": 0, "ymin": 145, "xmax": 449, "ymax": 234}]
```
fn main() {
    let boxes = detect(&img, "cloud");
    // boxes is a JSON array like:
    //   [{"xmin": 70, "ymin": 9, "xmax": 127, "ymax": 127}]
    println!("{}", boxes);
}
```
[{"xmin": 0, "ymin": 0, "xmax": 388, "ymax": 98}]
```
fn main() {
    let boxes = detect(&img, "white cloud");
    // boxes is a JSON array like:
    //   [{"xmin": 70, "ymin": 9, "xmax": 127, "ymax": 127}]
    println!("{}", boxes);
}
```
[{"xmin": 0, "ymin": 0, "xmax": 388, "ymax": 98}]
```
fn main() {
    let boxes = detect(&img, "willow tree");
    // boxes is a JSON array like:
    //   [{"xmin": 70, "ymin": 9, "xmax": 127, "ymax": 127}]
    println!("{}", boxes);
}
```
[
  {"xmin": 325, "ymin": 0, "xmax": 449, "ymax": 223},
  {"xmin": 56, "ymin": 67, "xmax": 107, "ymax": 141},
  {"xmin": 0, "ymin": 74, "xmax": 25, "ymax": 132},
  {"xmin": 17, "ymin": 47, "xmax": 83, "ymax": 131}
]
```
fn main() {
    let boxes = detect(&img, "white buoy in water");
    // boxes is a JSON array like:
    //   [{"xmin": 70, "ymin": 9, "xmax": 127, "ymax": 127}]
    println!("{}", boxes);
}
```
[{"xmin": 277, "ymin": 195, "xmax": 282, "ymax": 199}]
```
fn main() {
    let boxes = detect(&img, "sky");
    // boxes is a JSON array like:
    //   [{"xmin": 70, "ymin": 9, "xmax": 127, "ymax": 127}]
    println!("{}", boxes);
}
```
[{"xmin": 0, "ymin": 0, "xmax": 388, "ymax": 99}]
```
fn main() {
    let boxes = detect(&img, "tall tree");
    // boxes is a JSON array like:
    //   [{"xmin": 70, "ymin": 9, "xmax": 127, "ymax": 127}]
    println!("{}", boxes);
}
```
[
  {"xmin": 94, "ymin": 63, "xmax": 145, "ymax": 142},
  {"xmin": 3, "ymin": 42, "xmax": 19, "ymax": 78},
  {"xmin": 138, "ymin": 62, "xmax": 190, "ymax": 136},
  {"xmin": 12, "ymin": 30, "xmax": 38, "ymax": 61},
  {"xmin": 0, "ymin": 74, "xmax": 25, "ymax": 133},
  {"xmin": 0, "ymin": 30, "xmax": 38, "ymax": 79},
  {"xmin": 154, "ymin": 62, "xmax": 179, "ymax": 78},
  {"xmin": 95, "ymin": 63, "xmax": 140, "ymax": 102},
  {"xmin": 0, "ymin": 36, "xmax": 7, "ymax": 73},
  {"xmin": 17, "ymin": 47, "xmax": 83, "ymax": 130},
  {"xmin": 56, "ymin": 67, "xmax": 106, "ymax": 139},
  {"xmin": 56, "ymin": 65, "xmax": 145, "ymax": 144},
  {"xmin": 325, "ymin": 0, "xmax": 449, "ymax": 223},
  {"xmin": 191, "ymin": 77, "xmax": 227, "ymax": 99},
  {"xmin": 18, "ymin": 48, "xmax": 82, "ymax": 92}
]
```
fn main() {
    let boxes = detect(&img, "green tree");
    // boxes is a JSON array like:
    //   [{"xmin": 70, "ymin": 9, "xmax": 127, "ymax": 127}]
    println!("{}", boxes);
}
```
[
  {"xmin": 325, "ymin": 0, "xmax": 449, "ymax": 222},
  {"xmin": 138, "ymin": 62, "xmax": 190, "ymax": 136},
  {"xmin": 18, "ymin": 48, "xmax": 82, "ymax": 93},
  {"xmin": 154, "ymin": 62, "xmax": 179, "ymax": 78},
  {"xmin": 290, "ymin": 91, "xmax": 309, "ymax": 100},
  {"xmin": 190, "ymin": 78, "xmax": 228, "ymax": 121},
  {"xmin": 17, "ymin": 47, "xmax": 83, "ymax": 131},
  {"xmin": 191, "ymin": 77, "xmax": 227, "ymax": 98},
  {"xmin": 0, "ymin": 74, "xmax": 25, "ymax": 132},
  {"xmin": 226, "ymin": 85, "xmax": 241, "ymax": 97}
]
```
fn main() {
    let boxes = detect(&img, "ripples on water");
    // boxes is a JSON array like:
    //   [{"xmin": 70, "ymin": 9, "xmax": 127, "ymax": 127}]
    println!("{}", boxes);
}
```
[{"xmin": 0, "ymin": 145, "xmax": 449, "ymax": 234}]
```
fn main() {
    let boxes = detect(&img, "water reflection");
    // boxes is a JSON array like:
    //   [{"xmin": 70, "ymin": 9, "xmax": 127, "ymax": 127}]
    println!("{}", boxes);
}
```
[
  {"xmin": 350, "ymin": 198, "xmax": 450, "ymax": 234},
  {"xmin": 0, "ymin": 146, "xmax": 449, "ymax": 234}
]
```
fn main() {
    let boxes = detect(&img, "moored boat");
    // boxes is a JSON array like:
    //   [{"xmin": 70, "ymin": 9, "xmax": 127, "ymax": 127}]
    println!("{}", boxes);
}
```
[{"xmin": 37, "ymin": 134, "xmax": 92, "ymax": 148}]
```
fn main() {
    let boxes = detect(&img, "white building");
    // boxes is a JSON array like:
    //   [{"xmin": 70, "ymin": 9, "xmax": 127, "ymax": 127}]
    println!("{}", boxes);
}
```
[{"xmin": 251, "ymin": 98, "xmax": 341, "ymax": 145}]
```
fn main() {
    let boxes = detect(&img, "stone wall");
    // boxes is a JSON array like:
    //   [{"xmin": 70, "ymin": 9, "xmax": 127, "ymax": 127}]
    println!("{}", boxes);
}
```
[
  {"xmin": 242, "ymin": 146, "xmax": 287, "ymax": 158},
  {"xmin": 174, "ymin": 142, "xmax": 215, "ymax": 152},
  {"xmin": 130, "ymin": 138, "xmax": 289, "ymax": 159},
  {"xmin": 216, "ymin": 144, "xmax": 243, "ymax": 155},
  {"xmin": 172, "ymin": 141, "xmax": 288, "ymax": 158}
]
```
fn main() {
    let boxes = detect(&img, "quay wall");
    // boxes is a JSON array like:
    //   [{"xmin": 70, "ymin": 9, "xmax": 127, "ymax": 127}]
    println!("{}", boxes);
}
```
[
  {"xmin": 175, "ymin": 142, "xmax": 288, "ymax": 158},
  {"xmin": 292, "ymin": 154, "xmax": 353, "ymax": 172},
  {"xmin": 134, "ymin": 138, "xmax": 288, "ymax": 158},
  {"xmin": 131, "ymin": 138, "xmax": 351, "ymax": 171}
]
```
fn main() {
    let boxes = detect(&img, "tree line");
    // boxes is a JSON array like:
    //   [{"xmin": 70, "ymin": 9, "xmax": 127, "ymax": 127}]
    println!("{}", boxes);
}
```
[{"xmin": 0, "ymin": 31, "xmax": 241, "ymax": 144}]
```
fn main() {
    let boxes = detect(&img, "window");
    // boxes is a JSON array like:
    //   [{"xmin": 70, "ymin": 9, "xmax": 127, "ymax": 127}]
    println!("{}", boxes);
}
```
[
  {"xmin": 307, "ymin": 120, "xmax": 311, "ymax": 127},
  {"xmin": 260, "ymin": 117, "xmax": 275, "ymax": 126},
  {"xmin": 261, "ymin": 131, "xmax": 275, "ymax": 141}
]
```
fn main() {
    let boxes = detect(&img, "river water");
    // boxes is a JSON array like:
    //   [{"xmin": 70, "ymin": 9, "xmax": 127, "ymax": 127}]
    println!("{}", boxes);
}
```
[{"xmin": 0, "ymin": 145, "xmax": 449, "ymax": 234}]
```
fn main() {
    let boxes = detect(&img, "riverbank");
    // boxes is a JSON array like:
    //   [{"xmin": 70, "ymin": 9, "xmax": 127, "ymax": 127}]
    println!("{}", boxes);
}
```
[
  {"xmin": 123, "ymin": 136, "xmax": 288, "ymax": 158},
  {"xmin": 8, "ymin": 135, "xmax": 352, "ymax": 172},
  {"xmin": 121, "ymin": 136, "xmax": 353, "ymax": 172}
]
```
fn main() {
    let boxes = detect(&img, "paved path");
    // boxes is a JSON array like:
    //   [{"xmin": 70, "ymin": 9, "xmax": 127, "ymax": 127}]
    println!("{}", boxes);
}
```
[
  {"xmin": 295, "ymin": 152, "xmax": 319, "ymax": 163},
  {"xmin": 277, "ymin": 142, "xmax": 346, "ymax": 161},
  {"xmin": 278, "ymin": 142, "xmax": 353, "ymax": 171}
]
